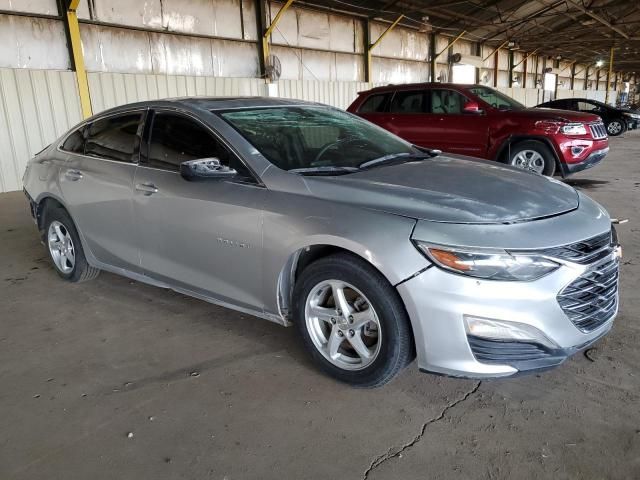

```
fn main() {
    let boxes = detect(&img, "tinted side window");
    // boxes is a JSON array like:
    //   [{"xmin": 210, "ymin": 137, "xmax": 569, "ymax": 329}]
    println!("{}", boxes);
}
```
[
  {"xmin": 61, "ymin": 128, "xmax": 85, "ymax": 154},
  {"xmin": 430, "ymin": 90, "xmax": 468, "ymax": 114},
  {"xmin": 390, "ymin": 91, "xmax": 425, "ymax": 113},
  {"xmin": 147, "ymin": 113, "xmax": 253, "ymax": 180},
  {"xmin": 85, "ymin": 114, "xmax": 141, "ymax": 162},
  {"xmin": 358, "ymin": 94, "xmax": 390, "ymax": 113}
]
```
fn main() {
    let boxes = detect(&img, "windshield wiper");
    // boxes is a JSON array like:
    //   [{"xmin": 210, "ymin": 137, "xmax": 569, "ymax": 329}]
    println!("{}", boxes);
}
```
[
  {"xmin": 358, "ymin": 152, "xmax": 437, "ymax": 170},
  {"xmin": 289, "ymin": 166, "xmax": 359, "ymax": 176}
]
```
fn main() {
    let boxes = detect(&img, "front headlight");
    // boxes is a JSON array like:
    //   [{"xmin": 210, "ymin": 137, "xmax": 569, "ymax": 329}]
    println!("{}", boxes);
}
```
[
  {"xmin": 414, "ymin": 242, "xmax": 560, "ymax": 281},
  {"xmin": 624, "ymin": 112, "xmax": 640, "ymax": 120},
  {"xmin": 561, "ymin": 123, "xmax": 587, "ymax": 135}
]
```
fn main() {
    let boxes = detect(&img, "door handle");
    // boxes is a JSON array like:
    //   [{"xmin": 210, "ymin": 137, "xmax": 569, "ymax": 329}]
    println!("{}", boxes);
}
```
[
  {"xmin": 135, "ymin": 183, "xmax": 159, "ymax": 195},
  {"xmin": 65, "ymin": 169, "xmax": 83, "ymax": 181}
]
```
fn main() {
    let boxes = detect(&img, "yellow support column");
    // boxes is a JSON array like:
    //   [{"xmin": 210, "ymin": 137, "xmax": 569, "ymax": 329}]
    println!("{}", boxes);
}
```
[
  {"xmin": 66, "ymin": 0, "xmax": 92, "ymax": 118},
  {"xmin": 605, "ymin": 47, "xmax": 614, "ymax": 105}
]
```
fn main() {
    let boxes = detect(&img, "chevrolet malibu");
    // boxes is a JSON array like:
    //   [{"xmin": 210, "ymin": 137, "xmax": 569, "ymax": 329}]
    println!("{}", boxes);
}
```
[{"xmin": 23, "ymin": 98, "xmax": 620, "ymax": 387}]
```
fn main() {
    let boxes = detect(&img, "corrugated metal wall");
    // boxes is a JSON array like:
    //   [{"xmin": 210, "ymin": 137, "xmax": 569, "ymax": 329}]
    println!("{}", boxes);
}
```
[
  {"xmin": 87, "ymin": 72, "xmax": 264, "ymax": 112},
  {"xmin": 0, "ymin": 68, "xmax": 82, "ymax": 193}
]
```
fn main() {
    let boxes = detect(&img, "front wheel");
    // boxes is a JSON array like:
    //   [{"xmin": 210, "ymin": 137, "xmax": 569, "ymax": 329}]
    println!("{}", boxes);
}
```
[
  {"xmin": 508, "ymin": 140, "xmax": 556, "ymax": 176},
  {"xmin": 293, "ymin": 253, "xmax": 414, "ymax": 388},
  {"xmin": 606, "ymin": 119, "xmax": 626, "ymax": 136}
]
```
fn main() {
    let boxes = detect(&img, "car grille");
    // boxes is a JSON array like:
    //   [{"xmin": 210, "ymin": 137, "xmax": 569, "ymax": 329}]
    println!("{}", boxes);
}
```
[
  {"xmin": 538, "ymin": 231, "xmax": 613, "ymax": 264},
  {"xmin": 557, "ymin": 256, "xmax": 619, "ymax": 333},
  {"xmin": 589, "ymin": 122, "xmax": 607, "ymax": 140}
]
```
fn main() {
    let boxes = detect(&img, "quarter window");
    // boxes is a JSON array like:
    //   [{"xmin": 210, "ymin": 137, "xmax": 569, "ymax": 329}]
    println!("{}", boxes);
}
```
[
  {"xmin": 430, "ymin": 90, "xmax": 467, "ymax": 114},
  {"xmin": 61, "ymin": 127, "xmax": 85, "ymax": 154},
  {"xmin": 147, "ymin": 113, "xmax": 253, "ymax": 180},
  {"xmin": 85, "ymin": 113, "xmax": 142, "ymax": 162},
  {"xmin": 390, "ymin": 90, "xmax": 425, "ymax": 113},
  {"xmin": 358, "ymin": 94, "xmax": 390, "ymax": 113}
]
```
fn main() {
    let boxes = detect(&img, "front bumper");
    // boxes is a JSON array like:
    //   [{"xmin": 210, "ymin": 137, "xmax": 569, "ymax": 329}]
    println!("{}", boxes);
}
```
[
  {"xmin": 563, "ymin": 147, "xmax": 609, "ymax": 176},
  {"xmin": 397, "ymin": 253, "xmax": 618, "ymax": 378}
]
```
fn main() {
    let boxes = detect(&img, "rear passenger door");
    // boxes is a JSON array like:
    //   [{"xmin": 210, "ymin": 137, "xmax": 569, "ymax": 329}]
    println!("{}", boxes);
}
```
[
  {"xmin": 383, "ymin": 90, "xmax": 434, "ymax": 145},
  {"xmin": 59, "ymin": 111, "xmax": 144, "ymax": 272}
]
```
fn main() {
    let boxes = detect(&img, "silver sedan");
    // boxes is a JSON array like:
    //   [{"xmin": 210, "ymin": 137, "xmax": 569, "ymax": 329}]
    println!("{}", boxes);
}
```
[{"xmin": 23, "ymin": 98, "xmax": 620, "ymax": 387}]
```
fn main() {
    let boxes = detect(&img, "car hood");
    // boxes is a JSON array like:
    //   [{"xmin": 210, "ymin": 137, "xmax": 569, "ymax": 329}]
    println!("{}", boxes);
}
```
[
  {"xmin": 302, "ymin": 156, "xmax": 579, "ymax": 224},
  {"xmin": 528, "ymin": 107, "xmax": 601, "ymax": 122}
]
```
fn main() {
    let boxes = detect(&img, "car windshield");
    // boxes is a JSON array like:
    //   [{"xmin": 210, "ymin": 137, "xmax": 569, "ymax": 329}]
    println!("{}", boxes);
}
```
[
  {"xmin": 219, "ymin": 106, "xmax": 417, "ymax": 172},
  {"xmin": 467, "ymin": 86, "xmax": 525, "ymax": 110}
]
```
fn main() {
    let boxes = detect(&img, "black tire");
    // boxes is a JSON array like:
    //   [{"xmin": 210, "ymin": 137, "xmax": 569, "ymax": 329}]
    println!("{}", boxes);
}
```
[
  {"xmin": 606, "ymin": 119, "xmax": 626, "ymax": 136},
  {"xmin": 507, "ymin": 140, "xmax": 556, "ymax": 176},
  {"xmin": 43, "ymin": 205, "xmax": 100, "ymax": 282},
  {"xmin": 293, "ymin": 253, "xmax": 414, "ymax": 388}
]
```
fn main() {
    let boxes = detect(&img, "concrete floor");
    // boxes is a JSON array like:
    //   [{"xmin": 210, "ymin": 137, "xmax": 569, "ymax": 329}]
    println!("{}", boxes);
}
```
[{"xmin": 1, "ymin": 131, "xmax": 639, "ymax": 480}]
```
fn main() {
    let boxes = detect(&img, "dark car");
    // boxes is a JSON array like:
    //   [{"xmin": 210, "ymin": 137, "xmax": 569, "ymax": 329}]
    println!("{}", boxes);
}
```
[
  {"xmin": 348, "ymin": 83, "xmax": 609, "ymax": 177},
  {"xmin": 537, "ymin": 98, "xmax": 640, "ymax": 136}
]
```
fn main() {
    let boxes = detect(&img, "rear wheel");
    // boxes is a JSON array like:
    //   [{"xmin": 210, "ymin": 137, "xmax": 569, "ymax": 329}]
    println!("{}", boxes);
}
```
[
  {"xmin": 606, "ymin": 119, "xmax": 626, "ymax": 136},
  {"xmin": 293, "ymin": 253, "xmax": 413, "ymax": 388},
  {"xmin": 508, "ymin": 140, "xmax": 556, "ymax": 176},
  {"xmin": 44, "ymin": 206, "xmax": 100, "ymax": 282}
]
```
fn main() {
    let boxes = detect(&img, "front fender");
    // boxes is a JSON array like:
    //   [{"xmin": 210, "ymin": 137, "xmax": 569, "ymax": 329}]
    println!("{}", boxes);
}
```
[{"xmin": 261, "ymin": 192, "xmax": 430, "ymax": 319}]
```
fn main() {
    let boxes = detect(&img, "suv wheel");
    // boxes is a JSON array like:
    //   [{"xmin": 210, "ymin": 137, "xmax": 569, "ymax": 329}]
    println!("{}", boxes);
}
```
[
  {"xmin": 508, "ymin": 140, "xmax": 556, "ymax": 176},
  {"xmin": 293, "ymin": 253, "xmax": 413, "ymax": 388},
  {"xmin": 606, "ymin": 119, "xmax": 626, "ymax": 136},
  {"xmin": 44, "ymin": 206, "xmax": 100, "ymax": 282}
]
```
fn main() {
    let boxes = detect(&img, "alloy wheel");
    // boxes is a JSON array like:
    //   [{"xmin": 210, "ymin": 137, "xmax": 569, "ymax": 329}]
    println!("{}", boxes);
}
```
[
  {"xmin": 304, "ymin": 280, "xmax": 381, "ymax": 371},
  {"xmin": 48, "ymin": 220, "xmax": 76, "ymax": 274},
  {"xmin": 510, "ymin": 149, "xmax": 546, "ymax": 174},
  {"xmin": 607, "ymin": 121, "xmax": 622, "ymax": 135}
]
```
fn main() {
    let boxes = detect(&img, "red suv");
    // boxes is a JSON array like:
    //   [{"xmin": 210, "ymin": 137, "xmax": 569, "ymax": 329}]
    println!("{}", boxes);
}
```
[{"xmin": 348, "ymin": 83, "xmax": 609, "ymax": 176}]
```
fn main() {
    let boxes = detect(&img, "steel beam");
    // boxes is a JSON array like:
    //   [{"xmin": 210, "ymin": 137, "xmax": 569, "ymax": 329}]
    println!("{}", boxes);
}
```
[
  {"xmin": 566, "ymin": 0, "xmax": 629, "ymax": 39},
  {"xmin": 64, "ymin": 0, "xmax": 92, "ymax": 118},
  {"xmin": 367, "ymin": 15, "xmax": 403, "ymax": 84},
  {"xmin": 433, "ymin": 30, "xmax": 466, "ymax": 62},
  {"xmin": 262, "ymin": 0, "xmax": 295, "ymax": 73},
  {"xmin": 605, "ymin": 47, "xmax": 615, "ymax": 104}
]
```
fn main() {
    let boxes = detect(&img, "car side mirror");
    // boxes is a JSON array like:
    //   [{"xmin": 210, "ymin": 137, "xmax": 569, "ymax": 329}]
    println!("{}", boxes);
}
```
[
  {"xmin": 180, "ymin": 158, "xmax": 237, "ymax": 181},
  {"xmin": 463, "ymin": 101, "xmax": 483, "ymax": 114}
]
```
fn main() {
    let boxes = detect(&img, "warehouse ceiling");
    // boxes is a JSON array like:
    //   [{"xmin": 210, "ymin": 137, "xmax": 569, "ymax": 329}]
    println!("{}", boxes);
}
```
[{"xmin": 303, "ymin": 0, "xmax": 640, "ymax": 73}]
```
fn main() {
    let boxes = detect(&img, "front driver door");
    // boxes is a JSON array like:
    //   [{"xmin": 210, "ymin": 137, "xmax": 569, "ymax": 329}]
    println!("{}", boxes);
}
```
[{"xmin": 133, "ymin": 110, "xmax": 265, "ymax": 312}]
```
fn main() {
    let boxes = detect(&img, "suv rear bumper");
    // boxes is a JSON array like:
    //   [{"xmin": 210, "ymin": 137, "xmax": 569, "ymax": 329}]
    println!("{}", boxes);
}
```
[{"xmin": 562, "ymin": 147, "xmax": 609, "ymax": 176}]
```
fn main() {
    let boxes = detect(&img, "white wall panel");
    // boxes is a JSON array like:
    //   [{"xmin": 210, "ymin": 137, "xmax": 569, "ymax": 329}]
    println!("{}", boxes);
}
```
[
  {"xmin": 0, "ymin": 68, "xmax": 82, "ymax": 193},
  {"xmin": 81, "ymin": 24, "xmax": 258, "ymax": 77},
  {"xmin": 81, "ymin": 24, "xmax": 154, "ymax": 74},
  {"xmin": 268, "ymin": 2, "xmax": 360, "ymax": 54},
  {"xmin": 163, "ymin": 0, "xmax": 243, "ymax": 39},
  {"xmin": 0, "ymin": 0, "xmax": 57, "ymax": 14},
  {"xmin": 89, "ymin": 0, "xmax": 163, "ymax": 29},
  {"xmin": 372, "ymin": 58, "xmax": 428, "ymax": 84},
  {"xmin": 271, "ymin": 45, "xmax": 362, "ymax": 82},
  {"xmin": 0, "ymin": 15, "xmax": 69, "ymax": 70}
]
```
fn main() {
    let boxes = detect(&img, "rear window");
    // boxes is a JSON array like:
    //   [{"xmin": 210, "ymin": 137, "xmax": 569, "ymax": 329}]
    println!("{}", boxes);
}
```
[{"xmin": 358, "ymin": 93, "xmax": 390, "ymax": 113}]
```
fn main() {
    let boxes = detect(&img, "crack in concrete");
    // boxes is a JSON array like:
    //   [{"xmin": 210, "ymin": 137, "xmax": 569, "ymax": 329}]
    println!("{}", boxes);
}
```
[{"xmin": 363, "ymin": 381, "xmax": 482, "ymax": 479}]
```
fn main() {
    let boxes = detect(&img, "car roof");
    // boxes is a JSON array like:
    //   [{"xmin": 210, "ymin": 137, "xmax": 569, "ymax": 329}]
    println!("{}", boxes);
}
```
[
  {"xmin": 359, "ymin": 82, "xmax": 482, "ymax": 94},
  {"xmin": 90, "ymin": 96, "xmax": 327, "ymax": 119}
]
